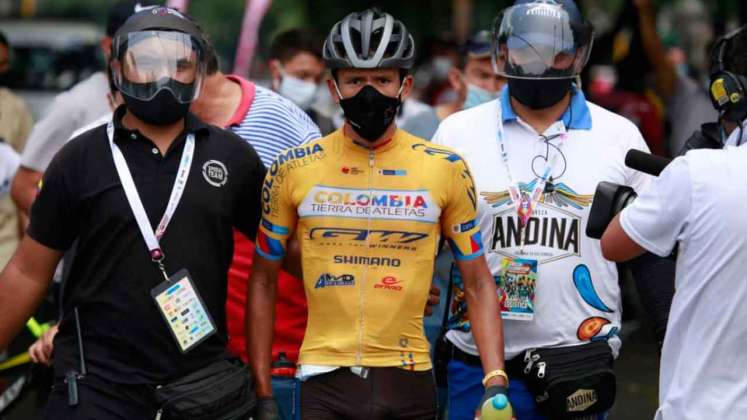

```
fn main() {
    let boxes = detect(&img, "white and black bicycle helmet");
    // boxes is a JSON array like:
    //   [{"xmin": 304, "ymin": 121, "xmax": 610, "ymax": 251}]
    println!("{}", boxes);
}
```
[{"xmin": 323, "ymin": 8, "xmax": 416, "ymax": 69}]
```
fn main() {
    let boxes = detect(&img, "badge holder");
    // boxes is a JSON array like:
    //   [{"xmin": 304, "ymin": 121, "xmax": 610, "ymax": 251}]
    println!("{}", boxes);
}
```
[{"xmin": 149, "ymin": 251, "xmax": 216, "ymax": 354}]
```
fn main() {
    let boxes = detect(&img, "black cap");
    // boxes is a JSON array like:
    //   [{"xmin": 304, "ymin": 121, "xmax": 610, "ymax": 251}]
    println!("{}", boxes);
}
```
[
  {"xmin": 106, "ymin": 1, "xmax": 160, "ymax": 36},
  {"xmin": 462, "ymin": 30, "xmax": 492, "ymax": 59}
]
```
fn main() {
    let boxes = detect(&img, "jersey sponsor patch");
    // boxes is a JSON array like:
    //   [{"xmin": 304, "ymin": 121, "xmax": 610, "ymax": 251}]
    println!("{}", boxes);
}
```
[
  {"xmin": 374, "ymin": 276, "xmax": 403, "ymax": 291},
  {"xmin": 299, "ymin": 186, "xmax": 441, "ymax": 223},
  {"xmin": 315, "ymin": 273, "xmax": 355, "ymax": 288}
]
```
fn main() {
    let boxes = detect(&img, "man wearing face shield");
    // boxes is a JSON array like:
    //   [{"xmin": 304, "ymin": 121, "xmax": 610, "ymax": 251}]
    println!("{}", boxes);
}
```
[
  {"xmin": 0, "ymin": 7, "xmax": 264, "ymax": 419},
  {"xmin": 432, "ymin": 1, "xmax": 654, "ymax": 418},
  {"xmin": 247, "ymin": 8, "xmax": 508, "ymax": 419},
  {"xmin": 435, "ymin": 30, "xmax": 507, "ymax": 121}
]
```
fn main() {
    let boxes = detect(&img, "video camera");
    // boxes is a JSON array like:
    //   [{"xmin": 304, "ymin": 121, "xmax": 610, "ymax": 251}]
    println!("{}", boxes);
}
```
[
  {"xmin": 586, "ymin": 118, "xmax": 729, "ymax": 240},
  {"xmin": 586, "ymin": 150, "xmax": 670, "ymax": 239}
]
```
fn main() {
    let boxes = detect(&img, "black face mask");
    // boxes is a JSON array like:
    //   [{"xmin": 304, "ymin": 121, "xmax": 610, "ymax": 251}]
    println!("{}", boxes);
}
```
[
  {"xmin": 121, "ymin": 79, "xmax": 194, "ymax": 126},
  {"xmin": 339, "ymin": 85, "xmax": 401, "ymax": 142},
  {"xmin": 508, "ymin": 78, "xmax": 573, "ymax": 110}
]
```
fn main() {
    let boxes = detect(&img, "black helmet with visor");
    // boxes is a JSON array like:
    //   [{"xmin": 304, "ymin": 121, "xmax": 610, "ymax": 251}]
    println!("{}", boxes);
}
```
[
  {"xmin": 492, "ymin": 0, "xmax": 593, "ymax": 80},
  {"xmin": 110, "ymin": 7, "xmax": 207, "ymax": 105}
]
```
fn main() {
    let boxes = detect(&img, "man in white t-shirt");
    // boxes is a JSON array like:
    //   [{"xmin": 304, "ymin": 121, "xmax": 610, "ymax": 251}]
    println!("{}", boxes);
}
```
[
  {"xmin": 601, "ymin": 145, "xmax": 747, "ymax": 420},
  {"xmin": 432, "ymin": 1, "xmax": 652, "ymax": 418},
  {"xmin": 601, "ymin": 26, "xmax": 747, "ymax": 420}
]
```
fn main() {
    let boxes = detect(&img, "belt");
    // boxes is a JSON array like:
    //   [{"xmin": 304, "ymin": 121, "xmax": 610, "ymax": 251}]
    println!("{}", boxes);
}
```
[{"xmin": 449, "ymin": 343, "xmax": 526, "ymax": 378}]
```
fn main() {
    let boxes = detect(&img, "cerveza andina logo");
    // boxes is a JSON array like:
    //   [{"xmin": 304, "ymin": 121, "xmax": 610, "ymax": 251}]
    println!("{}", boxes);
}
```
[{"xmin": 482, "ymin": 180, "xmax": 592, "ymax": 263}]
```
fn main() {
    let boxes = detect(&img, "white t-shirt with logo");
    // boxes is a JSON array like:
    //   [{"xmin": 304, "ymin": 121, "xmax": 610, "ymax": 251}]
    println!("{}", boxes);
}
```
[
  {"xmin": 432, "ymin": 87, "xmax": 650, "ymax": 360},
  {"xmin": 620, "ymin": 145, "xmax": 747, "ymax": 420}
]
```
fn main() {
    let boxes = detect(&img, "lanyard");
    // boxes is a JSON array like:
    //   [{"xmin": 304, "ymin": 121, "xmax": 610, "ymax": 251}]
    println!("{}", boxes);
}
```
[
  {"xmin": 107, "ymin": 122, "xmax": 195, "ymax": 281},
  {"xmin": 496, "ymin": 119, "xmax": 567, "ymax": 228}
]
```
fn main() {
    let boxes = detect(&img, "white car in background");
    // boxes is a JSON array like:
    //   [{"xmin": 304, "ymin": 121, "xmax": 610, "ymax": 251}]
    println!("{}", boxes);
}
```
[{"xmin": 1, "ymin": 20, "xmax": 103, "ymax": 119}]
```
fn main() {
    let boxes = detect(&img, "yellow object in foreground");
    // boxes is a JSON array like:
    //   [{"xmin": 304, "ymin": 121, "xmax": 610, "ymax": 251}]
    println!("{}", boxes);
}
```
[{"xmin": 0, "ymin": 353, "xmax": 31, "ymax": 371}]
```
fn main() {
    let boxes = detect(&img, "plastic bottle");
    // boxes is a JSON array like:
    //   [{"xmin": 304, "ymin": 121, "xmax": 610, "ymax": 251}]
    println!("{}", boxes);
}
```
[{"xmin": 480, "ymin": 393, "xmax": 513, "ymax": 420}]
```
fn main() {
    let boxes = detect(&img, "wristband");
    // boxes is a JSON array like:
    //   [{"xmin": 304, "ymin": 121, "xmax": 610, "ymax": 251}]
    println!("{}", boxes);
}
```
[{"xmin": 482, "ymin": 368, "xmax": 509, "ymax": 387}]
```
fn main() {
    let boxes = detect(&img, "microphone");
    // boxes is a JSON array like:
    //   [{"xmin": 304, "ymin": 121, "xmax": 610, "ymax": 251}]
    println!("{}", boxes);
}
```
[{"xmin": 624, "ymin": 150, "xmax": 672, "ymax": 177}]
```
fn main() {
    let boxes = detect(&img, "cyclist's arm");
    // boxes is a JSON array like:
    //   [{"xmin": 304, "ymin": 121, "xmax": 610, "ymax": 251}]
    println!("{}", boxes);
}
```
[
  {"xmin": 247, "ymin": 252, "xmax": 282, "ymax": 398},
  {"xmin": 246, "ymin": 153, "xmax": 298, "ymax": 397},
  {"xmin": 0, "ymin": 235, "xmax": 63, "ymax": 350},
  {"xmin": 440, "ymin": 152, "xmax": 506, "ymax": 385},
  {"xmin": 456, "ymin": 256, "xmax": 507, "ymax": 386}
]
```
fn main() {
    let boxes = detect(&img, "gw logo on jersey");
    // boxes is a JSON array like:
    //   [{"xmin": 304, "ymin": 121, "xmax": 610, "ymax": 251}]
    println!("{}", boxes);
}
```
[
  {"xmin": 309, "ymin": 227, "xmax": 428, "ymax": 244},
  {"xmin": 310, "ymin": 227, "xmax": 429, "ymax": 251}
]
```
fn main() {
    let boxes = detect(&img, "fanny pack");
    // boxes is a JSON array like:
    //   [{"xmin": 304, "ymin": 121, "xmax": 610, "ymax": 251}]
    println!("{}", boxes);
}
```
[
  {"xmin": 517, "ymin": 341, "xmax": 615, "ymax": 419},
  {"xmin": 154, "ymin": 358, "xmax": 255, "ymax": 420}
]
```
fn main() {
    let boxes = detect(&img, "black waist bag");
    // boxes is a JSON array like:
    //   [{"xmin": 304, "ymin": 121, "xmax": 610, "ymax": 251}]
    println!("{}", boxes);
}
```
[
  {"xmin": 520, "ymin": 342, "xmax": 615, "ymax": 419},
  {"xmin": 155, "ymin": 359, "xmax": 255, "ymax": 420}
]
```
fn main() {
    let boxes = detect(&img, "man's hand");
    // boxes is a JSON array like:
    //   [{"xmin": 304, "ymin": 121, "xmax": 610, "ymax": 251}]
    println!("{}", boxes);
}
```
[
  {"xmin": 28, "ymin": 323, "xmax": 58, "ymax": 365},
  {"xmin": 424, "ymin": 283, "xmax": 441, "ymax": 316},
  {"xmin": 254, "ymin": 397, "xmax": 279, "ymax": 420}
]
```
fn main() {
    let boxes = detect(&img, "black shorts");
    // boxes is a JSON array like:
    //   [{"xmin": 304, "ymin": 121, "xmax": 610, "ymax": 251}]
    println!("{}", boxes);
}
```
[{"xmin": 301, "ymin": 367, "xmax": 437, "ymax": 420}]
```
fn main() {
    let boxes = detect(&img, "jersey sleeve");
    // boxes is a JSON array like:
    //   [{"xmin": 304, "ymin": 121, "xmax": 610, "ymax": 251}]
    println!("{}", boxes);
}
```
[
  {"xmin": 440, "ymin": 154, "xmax": 484, "ymax": 261},
  {"xmin": 255, "ymin": 154, "xmax": 297, "ymax": 260},
  {"xmin": 620, "ymin": 157, "xmax": 692, "ymax": 257}
]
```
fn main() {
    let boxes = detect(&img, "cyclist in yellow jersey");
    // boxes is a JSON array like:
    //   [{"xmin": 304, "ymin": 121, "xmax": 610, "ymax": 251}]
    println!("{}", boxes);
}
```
[{"xmin": 247, "ymin": 9, "xmax": 510, "ymax": 420}]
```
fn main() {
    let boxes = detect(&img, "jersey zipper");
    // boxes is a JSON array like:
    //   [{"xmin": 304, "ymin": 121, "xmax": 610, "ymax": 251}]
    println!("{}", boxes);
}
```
[{"xmin": 356, "ymin": 149, "xmax": 375, "ymax": 365}]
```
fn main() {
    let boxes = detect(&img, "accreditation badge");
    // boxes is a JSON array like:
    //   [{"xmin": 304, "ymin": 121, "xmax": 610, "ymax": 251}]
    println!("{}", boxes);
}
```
[
  {"xmin": 497, "ymin": 257, "xmax": 538, "ymax": 321},
  {"xmin": 151, "ymin": 269, "xmax": 217, "ymax": 353}
]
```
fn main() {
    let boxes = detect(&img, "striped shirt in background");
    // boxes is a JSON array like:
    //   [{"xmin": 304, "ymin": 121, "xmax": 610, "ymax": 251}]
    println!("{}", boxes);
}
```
[{"xmin": 228, "ymin": 79, "xmax": 321, "ymax": 166}]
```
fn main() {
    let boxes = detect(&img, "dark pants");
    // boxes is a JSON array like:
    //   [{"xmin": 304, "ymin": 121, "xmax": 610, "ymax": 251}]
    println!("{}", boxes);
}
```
[
  {"xmin": 42, "ymin": 375, "xmax": 158, "ymax": 420},
  {"xmin": 301, "ymin": 367, "xmax": 437, "ymax": 420}
]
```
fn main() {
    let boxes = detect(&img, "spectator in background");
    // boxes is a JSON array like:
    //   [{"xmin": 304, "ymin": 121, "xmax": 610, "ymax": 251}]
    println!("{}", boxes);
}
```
[
  {"xmin": 269, "ymin": 29, "xmax": 335, "ymax": 135},
  {"xmin": 633, "ymin": 0, "xmax": 718, "ymax": 156},
  {"xmin": 10, "ymin": 0, "xmax": 158, "ymax": 217},
  {"xmin": 588, "ymin": 0, "xmax": 667, "ymax": 156},
  {"xmin": 0, "ymin": 30, "xmax": 32, "ymax": 267},
  {"xmin": 435, "ymin": 30, "xmax": 506, "ymax": 121}
]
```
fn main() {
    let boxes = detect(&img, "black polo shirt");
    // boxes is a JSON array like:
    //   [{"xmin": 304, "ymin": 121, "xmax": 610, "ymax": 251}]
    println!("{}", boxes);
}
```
[{"xmin": 28, "ymin": 106, "xmax": 266, "ymax": 384}]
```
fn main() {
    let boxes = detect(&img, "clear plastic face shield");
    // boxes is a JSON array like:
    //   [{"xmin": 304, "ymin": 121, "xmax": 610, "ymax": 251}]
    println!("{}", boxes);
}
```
[
  {"xmin": 492, "ymin": 2, "xmax": 593, "ymax": 80},
  {"xmin": 111, "ymin": 30, "xmax": 206, "ymax": 103}
]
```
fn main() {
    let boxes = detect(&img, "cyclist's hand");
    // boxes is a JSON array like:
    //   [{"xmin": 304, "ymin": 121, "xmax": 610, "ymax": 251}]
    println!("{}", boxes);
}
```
[
  {"xmin": 28, "ymin": 323, "xmax": 58, "ymax": 365},
  {"xmin": 424, "ymin": 284, "xmax": 441, "ymax": 316},
  {"xmin": 255, "ymin": 396, "xmax": 279, "ymax": 420}
]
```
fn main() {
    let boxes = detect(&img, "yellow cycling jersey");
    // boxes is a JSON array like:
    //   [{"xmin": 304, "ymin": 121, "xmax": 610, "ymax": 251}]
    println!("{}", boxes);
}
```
[{"xmin": 256, "ymin": 128, "xmax": 483, "ymax": 370}]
